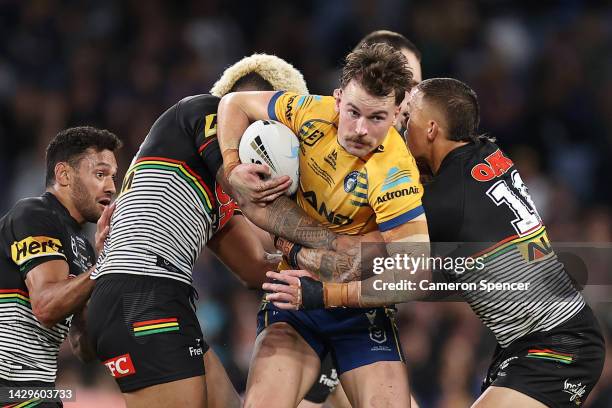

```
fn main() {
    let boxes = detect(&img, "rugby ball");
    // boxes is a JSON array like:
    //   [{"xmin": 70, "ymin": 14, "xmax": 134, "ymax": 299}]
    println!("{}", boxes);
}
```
[{"xmin": 239, "ymin": 120, "xmax": 300, "ymax": 195}]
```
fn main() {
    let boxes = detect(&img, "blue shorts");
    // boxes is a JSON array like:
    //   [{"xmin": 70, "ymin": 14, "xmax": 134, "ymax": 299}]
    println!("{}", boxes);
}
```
[{"xmin": 256, "ymin": 302, "xmax": 404, "ymax": 375}]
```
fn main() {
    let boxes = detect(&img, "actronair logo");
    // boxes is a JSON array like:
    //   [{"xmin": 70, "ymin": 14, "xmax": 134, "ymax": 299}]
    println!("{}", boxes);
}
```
[
  {"xmin": 250, "ymin": 135, "xmax": 277, "ymax": 172},
  {"xmin": 376, "ymin": 187, "xmax": 420, "ymax": 204},
  {"xmin": 11, "ymin": 236, "xmax": 64, "ymax": 266},
  {"xmin": 381, "ymin": 167, "xmax": 411, "ymax": 191}
]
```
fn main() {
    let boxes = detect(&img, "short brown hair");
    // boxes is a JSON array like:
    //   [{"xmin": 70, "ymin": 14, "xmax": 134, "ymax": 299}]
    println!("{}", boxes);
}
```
[
  {"xmin": 341, "ymin": 43, "xmax": 412, "ymax": 105},
  {"xmin": 416, "ymin": 78, "xmax": 480, "ymax": 142},
  {"xmin": 354, "ymin": 30, "xmax": 421, "ymax": 62}
]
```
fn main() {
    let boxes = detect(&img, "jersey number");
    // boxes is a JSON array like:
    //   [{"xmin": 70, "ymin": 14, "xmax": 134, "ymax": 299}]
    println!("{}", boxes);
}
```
[{"xmin": 486, "ymin": 170, "xmax": 541, "ymax": 236}]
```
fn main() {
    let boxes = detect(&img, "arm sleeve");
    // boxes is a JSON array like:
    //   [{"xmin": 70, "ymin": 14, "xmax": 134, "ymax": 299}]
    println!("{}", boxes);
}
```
[
  {"xmin": 177, "ymin": 94, "xmax": 224, "ymax": 175},
  {"xmin": 8, "ymin": 204, "xmax": 67, "ymax": 278},
  {"xmin": 267, "ymin": 91, "xmax": 328, "ymax": 137}
]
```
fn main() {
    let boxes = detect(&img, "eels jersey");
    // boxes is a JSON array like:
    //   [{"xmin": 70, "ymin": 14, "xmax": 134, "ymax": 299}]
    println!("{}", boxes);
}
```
[
  {"xmin": 93, "ymin": 95, "xmax": 237, "ymax": 285},
  {"xmin": 423, "ymin": 139, "xmax": 585, "ymax": 347},
  {"xmin": 268, "ymin": 91, "xmax": 424, "ymax": 237},
  {"xmin": 0, "ymin": 192, "xmax": 95, "ymax": 382}
]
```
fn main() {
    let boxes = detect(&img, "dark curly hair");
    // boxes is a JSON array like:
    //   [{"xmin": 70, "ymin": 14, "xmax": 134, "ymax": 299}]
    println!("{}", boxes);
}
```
[{"xmin": 45, "ymin": 126, "xmax": 122, "ymax": 187}]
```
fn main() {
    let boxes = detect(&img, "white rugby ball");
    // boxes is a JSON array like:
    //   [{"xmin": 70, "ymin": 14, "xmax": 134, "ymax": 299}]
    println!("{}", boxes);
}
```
[{"xmin": 239, "ymin": 120, "xmax": 300, "ymax": 195}]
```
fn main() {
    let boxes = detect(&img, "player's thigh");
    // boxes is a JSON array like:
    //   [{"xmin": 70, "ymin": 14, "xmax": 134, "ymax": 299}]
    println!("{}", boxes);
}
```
[
  {"xmin": 340, "ymin": 361, "xmax": 410, "ymax": 408},
  {"xmin": 472, "ymin": 385, "xmax": 548, "ymax": 408},
  {"xmin": 123, "ymin": 375, "xmax": 207, "ymax": 408},
  {"xmin": 326, "ymin": 382, "xmax": 353, "ymax": 408},
  {"xmin": 245, "ymin": 322, "xmax": 321, "ymax": 408},
  {"xmin": 203, "ymin": 348, "xmax": 240, "ymax": 408},
  {"xmin": 300, "ymin": 353, "xmax": 340, "ymax": 407}
]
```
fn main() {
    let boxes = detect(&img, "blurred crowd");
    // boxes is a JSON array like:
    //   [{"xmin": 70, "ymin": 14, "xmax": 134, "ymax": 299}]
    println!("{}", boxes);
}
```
[{"xmin": 0, "ymin": 1, "xmax": 611, "ymax": 407}]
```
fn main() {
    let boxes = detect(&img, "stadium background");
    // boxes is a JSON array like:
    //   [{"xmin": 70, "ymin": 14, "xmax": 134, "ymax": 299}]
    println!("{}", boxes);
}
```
[{"xmin": 1, "ymin": 1, "xmax": 611, "ymax": 407}]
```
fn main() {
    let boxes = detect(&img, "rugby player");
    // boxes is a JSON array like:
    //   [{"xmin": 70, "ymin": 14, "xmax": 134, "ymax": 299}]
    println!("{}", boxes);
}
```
[
  {"xmin": 0, "ymin": 126, "xmax": 120, "ymax": 407},
  {"xmin": 267, "ymin": 78, "xmax": 606, "ymax": 408},
  {"xmin": 299, "ymin": 29, "xmax": 425, "ymax": 408},
  {"xmin": 354, "ymin": 30, "xmax": 422, "ymax": 138},
  {"xmin": 218, "ymin": 43, "xmax": 429, "ymax": 408},
  {"xmin": 86, "ymin": 54, "xmax": 309, "ymax": 408}
]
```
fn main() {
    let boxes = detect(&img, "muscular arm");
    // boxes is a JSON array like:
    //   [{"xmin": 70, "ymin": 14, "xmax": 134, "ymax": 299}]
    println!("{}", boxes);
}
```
[
  {"xmin": 25, "ymin": 260, "xmax": 95, "ymax": 329},
  {"xmin": 217, "ymin": 91, "xmax": 277, "ymax": 174},
  {"xmin": 217, "ymin": 167, "xmax": 338, "ymax": 250},
  {"xmin": 207, "ymin": 214, "xmax": 281, "ymax": 288},
  {"xmin": 265, "ymin": 215, "xmax": 432, "ymax": 308}
]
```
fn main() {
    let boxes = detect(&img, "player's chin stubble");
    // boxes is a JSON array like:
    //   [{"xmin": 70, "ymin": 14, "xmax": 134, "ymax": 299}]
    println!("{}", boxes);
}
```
[{"xmin": 71, "ymin": 176, "xmax": 102, "ymax": 223}]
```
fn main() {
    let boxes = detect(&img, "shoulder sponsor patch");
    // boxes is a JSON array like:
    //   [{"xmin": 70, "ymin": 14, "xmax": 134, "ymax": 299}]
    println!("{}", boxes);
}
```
[
  {"xmin": 381, "ymin": 167, "xmax": 411, "ymax": 191},
  {"xmin": 376, "ymin": 187, "xmax": 420, "ymax": 204},
  {"xmin": 11, "ymin": 236, "xmax": 64, "ymax": 266}
]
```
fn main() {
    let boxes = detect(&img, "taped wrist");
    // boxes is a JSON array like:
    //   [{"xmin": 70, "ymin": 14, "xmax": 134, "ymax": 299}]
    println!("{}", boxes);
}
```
[
  {"xmin": 299, "ymin": 277, "xmax": 324, "ymax": 310},
  {"xmin": 322, "ymin": 283, "xmax": 349, "ymax": 307},
  {"xmin": 222, "ymin": 148, "xmax": 240, "ymax": 179}
]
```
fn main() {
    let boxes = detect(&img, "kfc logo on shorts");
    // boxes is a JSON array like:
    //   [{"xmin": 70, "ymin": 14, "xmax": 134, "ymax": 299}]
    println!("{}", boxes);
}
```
[{"xmin": 104, "ymin": 354, "xmax": 136, "ymax": 378}]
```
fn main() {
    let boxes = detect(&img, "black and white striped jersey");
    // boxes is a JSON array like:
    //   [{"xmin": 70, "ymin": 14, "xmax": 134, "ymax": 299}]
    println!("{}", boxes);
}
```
[
  {"xmin": 0, "ymin": 192, "xmax": 95, "ymax": 382},
  {"xmin": 93, "ymin": 94, "xmax": 237, "ymax": 285},
  {"xmin": 423, "ymin": 139, "xmax": 585, "ymax": 347}
]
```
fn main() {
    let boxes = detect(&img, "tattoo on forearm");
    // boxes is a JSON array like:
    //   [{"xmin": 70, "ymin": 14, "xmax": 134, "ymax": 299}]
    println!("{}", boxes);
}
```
[
  {"xmin": 297, "ymin": 247, "xmax": 362, "ymax": 283},
  {"xmin": 265, "ymin": 197, "xmax": 337, "ymax": 249}
]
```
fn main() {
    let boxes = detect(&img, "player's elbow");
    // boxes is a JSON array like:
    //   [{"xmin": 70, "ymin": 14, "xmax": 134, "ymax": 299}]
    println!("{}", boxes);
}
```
[{"xmin": 32, "ymin": 305, "xmax": 58, "ymax": 329}]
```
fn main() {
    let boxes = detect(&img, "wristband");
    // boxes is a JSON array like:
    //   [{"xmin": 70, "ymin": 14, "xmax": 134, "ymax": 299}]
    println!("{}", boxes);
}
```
[
  {"xmin": 222, "ymin": 148, "xmax": 240, "ymax": 179},
  {"xmin": 322, "ymin": 283, "xmax": 348, "ymax": 307},
  {"xmin": 275, "ymin": 237, "xmax": 294, "ymax": 257},
  {"xmin": 299, "ymin": 277, "xmax": 324, "ymax": 310},
  {"xmin": 288, "ymin": 243, "xmax": 302, "ymax": 268}
]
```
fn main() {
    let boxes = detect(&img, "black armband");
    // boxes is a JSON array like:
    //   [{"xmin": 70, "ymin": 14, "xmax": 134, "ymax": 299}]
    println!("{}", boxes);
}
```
[
  {"xmin": 299, "ymin": 277, "xmax": 324, "ymax": 310},
  {"xmin": 288, "ymin": 243, "xmax": 302, "ymax": 268}
]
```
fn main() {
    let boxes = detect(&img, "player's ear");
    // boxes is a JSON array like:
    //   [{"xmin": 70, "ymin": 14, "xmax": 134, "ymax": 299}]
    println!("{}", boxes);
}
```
[
  {"xmin": 333, "ymin": 88, "xmax": 342, "ymax": 112},
  {"xmin": 55, "ymin": 162, "xmax": 71, "ymax": 187},
  {"xmin": 427, "ymin": 120, "xmax": 438, "ymax": 142}
]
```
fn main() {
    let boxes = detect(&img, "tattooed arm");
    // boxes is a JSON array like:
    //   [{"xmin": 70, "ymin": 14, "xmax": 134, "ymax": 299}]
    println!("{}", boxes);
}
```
[{"xmin": 264, "ymin": 214, "xmax": 432, "ymax": 308}]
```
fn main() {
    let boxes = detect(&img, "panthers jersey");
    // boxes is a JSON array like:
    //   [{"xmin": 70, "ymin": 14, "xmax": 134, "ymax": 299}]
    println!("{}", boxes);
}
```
[
  {"xmin": 423, "ymin": 139, "xmax": 584, "ymax": 347},
  {"xmin": 268, "ymin": 91, "xmax": 424, "ymax": 236},
  {"xmin": 93, "ymin": 95, "xmax": 237, "ymax": 285},
  {"xmin": 0, "ymin": 192, "xmax": 95, "ymax": 382}
]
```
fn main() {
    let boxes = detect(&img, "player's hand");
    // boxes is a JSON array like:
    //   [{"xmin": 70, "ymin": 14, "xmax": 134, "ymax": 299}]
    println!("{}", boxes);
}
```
[
  {"xmin": 228, "ymin": 163, "xmax": 292, "ymax": 207},
  {"xmin": 263, "ymin": 270, "xmax": 319, "ymax": 310},
  {"xmin": 95, "ymin": 202, "xmax": 115, "ymax": 254}
]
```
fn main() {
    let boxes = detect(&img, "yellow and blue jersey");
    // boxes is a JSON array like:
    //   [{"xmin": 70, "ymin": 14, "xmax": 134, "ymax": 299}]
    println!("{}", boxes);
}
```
[{"xmin": 268, "ymin": 91, "xmax": 424, "ymax": 235}]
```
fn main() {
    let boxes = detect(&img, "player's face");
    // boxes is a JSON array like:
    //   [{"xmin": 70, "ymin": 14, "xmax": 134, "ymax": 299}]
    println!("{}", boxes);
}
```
[
  {"xmin": 404, "ymin": 89, "xmax": 429, "ymax": 161},
  {"xmin": 396, "ymin": 48, "xmax": 422, "ymax": 135},
  {"xmin": 70, "ymin": 149, "xmax": 118, "ymax": 223},
  {"xmin": 335, "ymin": 80, "xmax": 399, "ymax": 158}
]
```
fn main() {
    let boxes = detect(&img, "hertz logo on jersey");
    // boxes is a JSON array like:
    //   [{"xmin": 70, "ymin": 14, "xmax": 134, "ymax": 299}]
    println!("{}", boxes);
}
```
[{"xmin": 11, "ymin": 236, "xmax": 64, "ymax": 266}]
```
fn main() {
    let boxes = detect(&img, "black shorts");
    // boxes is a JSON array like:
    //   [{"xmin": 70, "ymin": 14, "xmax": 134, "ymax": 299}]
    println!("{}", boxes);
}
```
[
  {"xmin": 303, "ymin": 354, "xmax": 340, "ymax": 404},
  {"xmin": 482, "ymin": 305, "xmax": 605, "ymax": 408},
  {"xmin": 87, "ymin": 274, "xmax": 209, "ymax": 393},
  {"xmin": 0, "ymin": 379, "xmax": 62, "ymax": 407}
]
